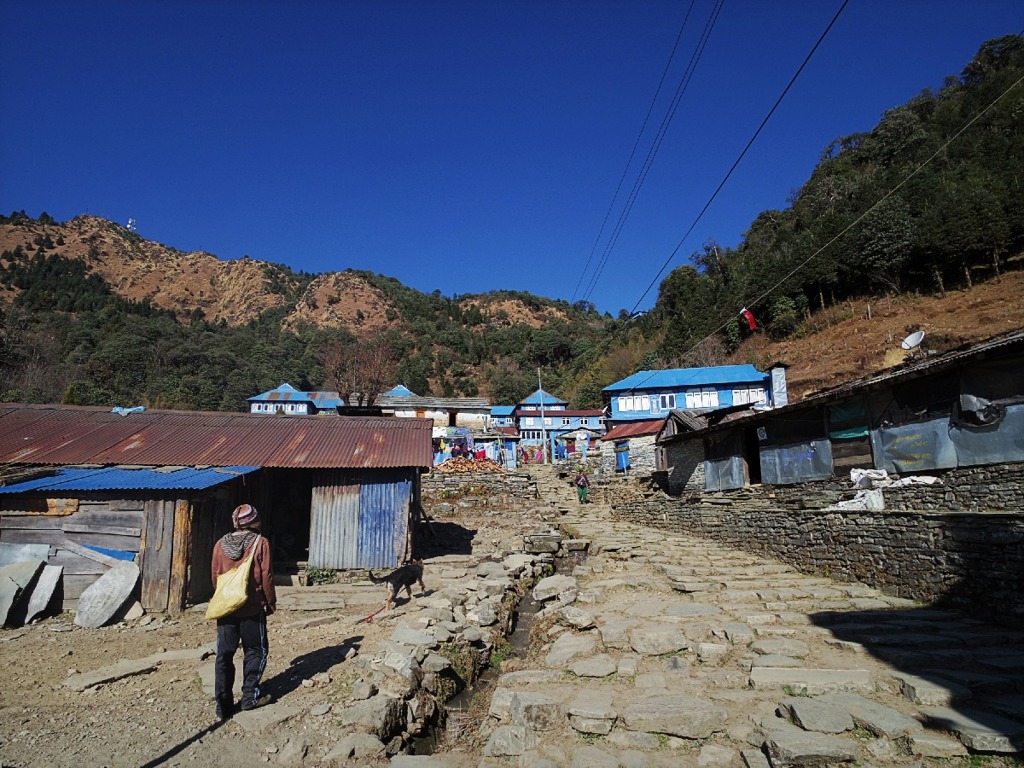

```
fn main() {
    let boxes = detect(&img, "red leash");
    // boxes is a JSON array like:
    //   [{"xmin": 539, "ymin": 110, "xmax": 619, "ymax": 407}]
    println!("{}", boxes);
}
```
[{"xmin": 358, "ymin": 603, "xmax": 388, "ymax": 624}]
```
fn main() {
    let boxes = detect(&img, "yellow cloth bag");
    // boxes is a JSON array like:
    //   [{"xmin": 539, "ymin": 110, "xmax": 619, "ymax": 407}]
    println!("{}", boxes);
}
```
[{"xmin": 205, "ymin": 535, "xmax": 260, "ymax": 620}]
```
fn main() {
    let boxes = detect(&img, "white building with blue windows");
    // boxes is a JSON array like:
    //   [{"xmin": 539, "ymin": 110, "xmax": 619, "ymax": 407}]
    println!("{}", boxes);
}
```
[{"xmin": 603, "ymin": 364, "xmax": 787, "ymax": 426}]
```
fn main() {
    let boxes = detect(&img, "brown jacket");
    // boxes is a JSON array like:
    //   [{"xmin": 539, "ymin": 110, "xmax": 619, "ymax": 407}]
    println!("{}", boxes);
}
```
[{"xmin": 211, "ymin": 533, "xmax": 276, "ymax": 617}]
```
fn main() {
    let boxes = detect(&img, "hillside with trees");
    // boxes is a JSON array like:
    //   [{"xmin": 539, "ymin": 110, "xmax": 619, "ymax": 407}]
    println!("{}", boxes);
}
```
[{"xmin": 1, "ymin": 35, "xmax": 1022, "ymax": 412}]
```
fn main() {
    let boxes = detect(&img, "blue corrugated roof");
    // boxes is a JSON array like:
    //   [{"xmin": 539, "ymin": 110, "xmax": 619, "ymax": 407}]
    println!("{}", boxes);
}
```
[
  {"xmin": 520, "ymin": 388, "xmax": 566, "ymax": 406},
  {"xmin": 604, "ymin": 365, "xmax": 768, "ymax": 392},
  {"xmin": 384, "ymin": 385, "xmax": 416, "ymax": 396},
  {"xmin": 490, "ymin": 406, "xmax": 515, "ymax": 416},
  {"xmin": 0, "ymin": 465, "xmax": 260, "ymax": 494}
]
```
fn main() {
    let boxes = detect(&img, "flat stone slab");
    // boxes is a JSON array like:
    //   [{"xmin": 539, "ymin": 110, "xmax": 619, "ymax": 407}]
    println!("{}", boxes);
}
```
[
  {"xmin": 760, "ymin": 721, "xmax": 859, "ymax": 766},
  {"xmin": 818, "ymin": 692, "xmax": 921, "ymax": 738},
  {"xmin": 231, "ymin": 703, "xmax": 300, "ymax": 732},
  {"xmin": 64, "ymin": 658, "xmax": 158, "ymax": 691},
  {"xmin": 568, "ymin": 688, "xmax": 616, "ymax": 720},
  {"xmin": 665, "ymin": 602, "xmax": 722, "ymax": 617},
  {"xmin": 391, "ymin": 626, "xmax": 438, "ymax": 646},
  {"xmin": 533, "ymin": 574, "xmax": 578, "ymax": 602},
  {"xmin": 620, "ymin": 694, "xmax": 727, "ymax": 738},
  {"xmin": 498, "ymin": 669, "xmax": 561, "ymax": 686},
  {"xmin": 907, "ymin": 730, "xmax": 969, "ymax": 758},
  {"xmin": 74, "ymin": 561, "xmax": 139, "ymax": 628},
  {"xmin": 629, "ymin": 625, "xmax": 689, "ymax": 656},
  {"xmin": 749, "ymin": 667, "xmax": 873, "ymax": 695},
  {"xmin": 752, "ymin": 638, "xmax": 809, "ymax": 657},
  {"xmin": 597, "ymin": 616, "xmax": 638, "ymax": 648},
  {"xmin": 751, "ymin": 655, "xmax": 802, "ymax": 668},
  {"xmin": 0, "ymin": 543, "xmax": 50, "ymax": 567},
  {"xmin": 778, "ymin": 697, "xmax": 853, "ymax": 733},
  {"xmin": 569, "ymin": 653, "xmax": 617, "ymax": 678},
  {"xmin": 891, "ymin": 672, "xmax": 971, "ymax": 706},
  {"xmin": 920, "ymin": 706, "xmax": 1024, "ymax": 753},
  {"xmin": 545, "ymin": 632, "xmax": 597, "ymax": 666},
  {"xmin": 0, "ymin": 560, "xmax": 44, "ymax": 626},
  {"xmin": 723, "ymin": 622, "xmax": 755, "ymax": 644},
  {"xmin": 510, "ymin": 691, "xmax": 563, "ymax": 731}
]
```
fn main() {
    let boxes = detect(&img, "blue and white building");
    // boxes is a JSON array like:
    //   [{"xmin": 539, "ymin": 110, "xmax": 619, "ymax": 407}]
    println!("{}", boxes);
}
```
[
  {"xmin": 247, "ymin": 383, "xmax": 343, "ymax": 416},
  {"xmin": 603, "ymin": 364, "xmax": 787, "ymax": 426}
]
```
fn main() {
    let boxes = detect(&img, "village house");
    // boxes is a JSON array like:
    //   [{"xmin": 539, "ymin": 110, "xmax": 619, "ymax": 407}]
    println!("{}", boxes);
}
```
[
  {"xmin": 247, "ymin": 383, "xmax": 342, "ymax": 415},
  {"xmin": 0, "ymin": 404, "xmax": 433, "ymax": 615},
  {"xmin": 655, "ymin": 330, "xmax": 1024, "ymax": 494},
  {"xmin": 602, "ymin": 363, "xmax": 789, "ymax": 427},
  {"xmin": 513, "ymin": 388, "xmax": 605, "ymax": 460}
]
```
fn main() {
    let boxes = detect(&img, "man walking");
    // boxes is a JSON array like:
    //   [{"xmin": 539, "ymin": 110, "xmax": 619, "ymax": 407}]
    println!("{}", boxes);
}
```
[{"xmin": 211, "ymin": 503, "xmax": 276, "ymax": 720}]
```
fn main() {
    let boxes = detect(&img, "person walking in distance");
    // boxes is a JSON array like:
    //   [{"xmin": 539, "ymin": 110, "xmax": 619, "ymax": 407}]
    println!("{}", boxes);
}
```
[
  {"xmin": 211, "ymin": 503, "xmax": 276, "ymax": 719},
  {"xmin": 575, "ymin": 466, "xmax": 590, "ymax": 504}
]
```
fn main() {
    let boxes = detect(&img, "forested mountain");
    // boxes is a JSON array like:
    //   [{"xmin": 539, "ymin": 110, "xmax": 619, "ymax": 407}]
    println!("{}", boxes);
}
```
[
  {"xmin": 646, "ymin": 35, "xmax": 1024, "ymax": 366},
  {"xmin": 1, "ymin": 36, "xmax": 1022, "ymax": 412}
]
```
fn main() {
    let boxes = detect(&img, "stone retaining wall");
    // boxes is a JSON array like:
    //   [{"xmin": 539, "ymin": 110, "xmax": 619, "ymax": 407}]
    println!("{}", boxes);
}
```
[
  {"xmin": 607, "ymin": 461, "xmax": 1024, "ymax": 625},
  {"xmin": 421, "ymin": 471, "xmax": 538, "ymax": 512}
]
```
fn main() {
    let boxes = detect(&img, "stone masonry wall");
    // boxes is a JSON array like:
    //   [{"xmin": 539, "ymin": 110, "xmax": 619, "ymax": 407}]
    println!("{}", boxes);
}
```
[
  {"xmin": 606, "ymin": 461, "xmax": 1024, "ymax": 625},
  {"xmin": 421, "ymin": 471, "xmax": 538, "ymax": 512}
]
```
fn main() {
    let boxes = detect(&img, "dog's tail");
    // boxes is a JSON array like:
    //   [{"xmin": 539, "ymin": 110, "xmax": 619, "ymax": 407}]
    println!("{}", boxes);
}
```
[{"xmin": 367, "ymin": 570, "xmax": 387, "ymax": 584}]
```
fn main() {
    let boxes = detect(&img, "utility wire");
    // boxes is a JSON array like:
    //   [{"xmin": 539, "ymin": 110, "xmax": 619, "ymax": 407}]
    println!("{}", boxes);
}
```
[
  {"xmin": 583, "ymin": 0, "xmax": 725, "ymax": 305},
  {"xmin": 570, "ymin": 0, "xmax": 698, "ymax": 304},
  {"xmin": 628, "ymin": 0, "xmax": 851, "ymax": 316},
  {"xmin": 688, "ymin": 66, "xmax": 1024, "ymax": 352}
]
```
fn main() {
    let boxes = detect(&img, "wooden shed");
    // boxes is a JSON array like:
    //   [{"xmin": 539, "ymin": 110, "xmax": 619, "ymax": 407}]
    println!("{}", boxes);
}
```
[{"xmin": 0, "ymin": 404, "xmax": 434, "ymax": 615}]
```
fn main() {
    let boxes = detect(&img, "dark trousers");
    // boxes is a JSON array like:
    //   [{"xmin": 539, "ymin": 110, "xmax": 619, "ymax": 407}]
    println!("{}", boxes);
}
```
[{"xmin": 215, "ymin": 611, "xmax": 268, "ymax": 706}]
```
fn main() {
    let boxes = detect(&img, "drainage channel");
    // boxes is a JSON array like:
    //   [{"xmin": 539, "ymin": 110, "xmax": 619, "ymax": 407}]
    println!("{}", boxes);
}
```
[{"xmin": 412, "ymin": 550, "xmax": 586, "ymax": 755}]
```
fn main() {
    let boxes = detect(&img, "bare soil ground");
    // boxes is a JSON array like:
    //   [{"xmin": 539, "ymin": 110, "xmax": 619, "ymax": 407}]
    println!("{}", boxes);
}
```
[
  {"xmin": 0, "ymin": 505, "xmax": 539, "ymax": 768},
  {"xmin": 735, "ymin": 269, "xmax": 1024, "ymax": 399}
]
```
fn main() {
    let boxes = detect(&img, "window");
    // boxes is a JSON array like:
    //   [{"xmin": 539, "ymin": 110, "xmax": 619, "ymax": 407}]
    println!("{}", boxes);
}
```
[
  {"xmin": 522, "ymin": 417, "xmax": 535, "ymax": 426},
  {"xmin": 562, "ymin": 417, "xmax": 571, "ymax": 426},
  {"xmin": 580, "ymin": 417, "xmax": 589, "ymax": 426},
  {"xmin": 734, "ymin": 389, "xmax": 749, "ymax": 405},
  {"xmin": 617, "ymin": 396, "xmax": 630, "ymax": 412},
  {"xmin": 543, "ymin": 417, "xmax": 552, "ymax": 426},
  {"xmin": 658, "ymin": 393, "xmax": 676, "ymax": 410},
  {"xmin": 685, "ymin": 388, "xmax": 719, "ymax": 409}
]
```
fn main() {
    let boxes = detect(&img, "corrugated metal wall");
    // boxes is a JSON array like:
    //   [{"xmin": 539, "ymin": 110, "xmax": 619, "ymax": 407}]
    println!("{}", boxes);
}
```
[{"xmin": 308, "ymin": 470, "xmax": 412, "ymax": 569}]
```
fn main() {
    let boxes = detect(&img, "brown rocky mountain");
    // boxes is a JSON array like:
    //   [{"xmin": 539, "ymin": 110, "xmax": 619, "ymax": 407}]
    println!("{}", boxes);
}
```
[{"xmin": 0, "ymin": 215, "xmax": 573, "ymax": 337}]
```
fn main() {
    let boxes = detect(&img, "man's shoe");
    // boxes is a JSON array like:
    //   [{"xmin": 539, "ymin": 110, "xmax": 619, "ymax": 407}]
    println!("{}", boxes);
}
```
[
  {"xmin": 215, "ymin": 699, "xmax": 234, "ymax": 721},
  {"xmin": 240, "ymin": 694, "xmax": 272, "ymax": 711}
]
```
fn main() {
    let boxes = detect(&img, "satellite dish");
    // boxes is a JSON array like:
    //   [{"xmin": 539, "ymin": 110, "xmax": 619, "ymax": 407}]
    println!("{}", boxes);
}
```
[{"xmin": 901, "ymin": 330, "xmax": 925, "ymax": 350}]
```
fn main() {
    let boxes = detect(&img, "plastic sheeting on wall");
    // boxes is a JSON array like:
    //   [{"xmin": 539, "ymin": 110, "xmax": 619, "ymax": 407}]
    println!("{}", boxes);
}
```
[
  {"xmin": 871, "ymin": 419, "xmax": 957, "ymax": 474},
  {"xmin": 949, "ymin": 403, "xmax": 1024, "ymax": 466},
  {"xmin": 704, "ymin": 454, "xmax": 746, "ymax": 491},
  {"xmin": 760, "ymin": 440, "xmax": 833, "ymax": 485}
]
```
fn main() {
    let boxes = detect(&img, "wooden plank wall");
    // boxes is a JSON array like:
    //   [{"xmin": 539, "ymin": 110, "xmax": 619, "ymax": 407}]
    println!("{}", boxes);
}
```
[{"xmin": 0, "ymin": 495, "xmax": 145, "ymax": 609}]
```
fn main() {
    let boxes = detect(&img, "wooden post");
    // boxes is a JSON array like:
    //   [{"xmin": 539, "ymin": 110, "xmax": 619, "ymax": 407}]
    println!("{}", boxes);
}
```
[{"xmin": 168, "ymin": 499, "xmax": 192, "ymax": 615}]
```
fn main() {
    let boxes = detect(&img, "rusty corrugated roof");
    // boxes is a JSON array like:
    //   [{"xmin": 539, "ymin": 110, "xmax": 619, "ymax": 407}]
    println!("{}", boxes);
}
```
[
  {"xmin": 0, "ymin": 404, "xmax": 433, "ymax": 469},
  {"xmin": 600, "ymin": 419, "xmax": 665, "ymax": 441}
]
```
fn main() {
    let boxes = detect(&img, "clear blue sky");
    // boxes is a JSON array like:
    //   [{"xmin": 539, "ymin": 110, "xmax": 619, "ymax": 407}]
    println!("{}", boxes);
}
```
[{"xmin": 1, "ymin": 1, "xmax": 1020, "ymax": 316}]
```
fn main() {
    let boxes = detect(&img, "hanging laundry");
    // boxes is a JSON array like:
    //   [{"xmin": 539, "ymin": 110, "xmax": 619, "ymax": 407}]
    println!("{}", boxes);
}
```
[{"xmin": 739, "ymin": 307, "xmax": 757, "ymax": 330}]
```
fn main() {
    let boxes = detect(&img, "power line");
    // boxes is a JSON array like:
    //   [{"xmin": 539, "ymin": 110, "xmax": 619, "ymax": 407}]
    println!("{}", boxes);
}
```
[
  {"xmin": 583, "ymin": 0, "xmax": 725, "ymax": 305},
  {"xmin": 575, "ymin": 0, "xmax": 724, "ymax": 306},
  {"xmin": 570, "ymin": 0, "xmax": 699, "ymax": 304},
  {"xmin": 628, "ymin": 0, "xmax": 851, "ymax": 316}
]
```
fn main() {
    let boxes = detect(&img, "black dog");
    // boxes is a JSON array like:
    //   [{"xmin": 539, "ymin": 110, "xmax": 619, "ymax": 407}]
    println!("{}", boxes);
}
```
[{"xmin": 368, "ymin": 559, "xmax": 425, "ymax": 610}]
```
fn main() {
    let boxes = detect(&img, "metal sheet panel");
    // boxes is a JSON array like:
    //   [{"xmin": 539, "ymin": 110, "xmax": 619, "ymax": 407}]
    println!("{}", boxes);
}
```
[
  {"xmin": 0, "ymin": 465, "xmax": 258, "ymax": 494},
  {"xmin": 0, "ymin": 404, "xmax": 434, "ymax": 469},
  {"xmin": 760, "ymin": 440, "xmax": 834, "ymax": 485},
  {"xmin": 950, "ymin": 403, "xmax": 1024, "ymax": 467},
  {"xmin": 308, "ymin": 471, "xmax": 360, "ymax": 569},
  {"xmin": 871, "ymin": 418, "xmax": 958, "ymax": 473},
  {"xmin": 357, "ymin": 472, "xmax": 412, "ymax": 569}
]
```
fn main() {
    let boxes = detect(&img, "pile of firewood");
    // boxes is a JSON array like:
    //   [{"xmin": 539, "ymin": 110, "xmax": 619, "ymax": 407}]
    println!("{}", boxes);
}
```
[{"xmin": 435, "ymin": 457, "xmax": 505, "ymax": 473}]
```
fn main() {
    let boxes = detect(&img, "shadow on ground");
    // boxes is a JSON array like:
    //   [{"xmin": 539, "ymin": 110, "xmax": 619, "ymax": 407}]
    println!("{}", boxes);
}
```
[
  {"xmin": 810, "ymin": 605, "xmax": 1024, "ymax": 753},
  {"xmin": 416, "ymin": 519, "xmax": 476, "ymax": 558}
]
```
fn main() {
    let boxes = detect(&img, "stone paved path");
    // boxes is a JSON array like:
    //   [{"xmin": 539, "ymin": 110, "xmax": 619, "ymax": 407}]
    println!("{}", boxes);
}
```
[{"xmin": 467, "ymin": 467, "xmax": 1024, "ymax": 767}]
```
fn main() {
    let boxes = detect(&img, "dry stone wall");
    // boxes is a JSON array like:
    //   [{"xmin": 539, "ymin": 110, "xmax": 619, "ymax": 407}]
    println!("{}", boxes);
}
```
[
  {"xmin": 607, "ymin": 461, "xmax": 1024, "ymax": 625},
  {"xmin": 421, "ymin": 471, "xmax": 538, "ymax": 513}
]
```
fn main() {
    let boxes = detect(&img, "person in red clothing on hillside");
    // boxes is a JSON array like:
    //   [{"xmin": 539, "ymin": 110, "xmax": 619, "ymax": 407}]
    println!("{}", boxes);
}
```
[{"xmin": 211, "ymin": 503, "xmax": 276, "ymax": 720}]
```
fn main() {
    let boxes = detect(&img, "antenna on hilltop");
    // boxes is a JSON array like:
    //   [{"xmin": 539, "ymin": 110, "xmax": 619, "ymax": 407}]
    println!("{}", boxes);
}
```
[{"xmin": 127, "ymin": 218, "xmax": 137, "ymax": 232}]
